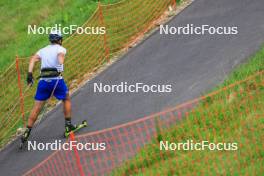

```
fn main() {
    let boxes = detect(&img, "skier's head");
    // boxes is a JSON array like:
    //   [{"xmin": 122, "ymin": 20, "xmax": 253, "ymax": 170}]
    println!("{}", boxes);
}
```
[{"xmin": 49, "ymin": 30, "xmax": 63, "ymax": 45}]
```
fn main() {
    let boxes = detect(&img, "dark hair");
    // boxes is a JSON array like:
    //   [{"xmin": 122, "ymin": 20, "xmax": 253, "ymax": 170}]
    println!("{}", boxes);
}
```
[{"xmin": 50, "ymin": 39, "xmax": 62, "ymax": 45}]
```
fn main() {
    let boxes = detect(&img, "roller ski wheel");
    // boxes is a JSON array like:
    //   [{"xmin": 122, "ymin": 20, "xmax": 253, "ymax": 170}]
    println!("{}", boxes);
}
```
[{"xmin": 64, "ymin": 120, "xmax": 87, "ymax": 138}]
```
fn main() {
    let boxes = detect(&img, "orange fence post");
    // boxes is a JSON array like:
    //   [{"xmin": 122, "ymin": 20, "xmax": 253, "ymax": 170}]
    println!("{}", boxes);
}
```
[
  {"xmin": 69, "ymin": 133, "xmax": 85, "ymax": 176},
  {"xmin": 98, "ymin": 2, "xmax": 110, "ymax": 62},
  {"xmin": 172, "ymin": 0, "xmax": 176, "ymax": 7},
  {"xmin": 15, "ymin": 56, "xmax": 26, "ymax": 127}
]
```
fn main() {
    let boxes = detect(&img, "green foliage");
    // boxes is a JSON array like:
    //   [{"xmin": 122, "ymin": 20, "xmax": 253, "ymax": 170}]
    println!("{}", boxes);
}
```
[{"xmin": 0, "ymin": 0, "xmax": 120, "ymax": 73}]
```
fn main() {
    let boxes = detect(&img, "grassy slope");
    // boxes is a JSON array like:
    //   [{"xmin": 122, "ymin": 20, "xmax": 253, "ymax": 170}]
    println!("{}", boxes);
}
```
[
  {"xmin": 113, "ymin": 46, "xmax": 264, "ymax": 175},
  {"xmin": 0, "ymin": 0, "xmax": 120, "ymax": 73}
]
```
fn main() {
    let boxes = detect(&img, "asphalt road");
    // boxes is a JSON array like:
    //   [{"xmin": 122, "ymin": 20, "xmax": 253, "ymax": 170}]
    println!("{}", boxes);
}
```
[{"xmin": 1, "ymin": 0, "xmax": 264, "ymax": 175}]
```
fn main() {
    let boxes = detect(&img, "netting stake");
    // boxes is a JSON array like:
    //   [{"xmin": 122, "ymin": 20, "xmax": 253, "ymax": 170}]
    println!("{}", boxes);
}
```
[
  {"xmin": 15, "ymin": 55, "xmax": 26, "ymax": 127},
  {"xmin": 69, "ymin": 133, "xmax": 85, "ymax": 176},
  {"xmin": 172, "ymin": 0, "xmax": 176, "ymax": 8},
  {"xmin": 98, "ymin": 2, "xmax": 110, "ymax": 62}
]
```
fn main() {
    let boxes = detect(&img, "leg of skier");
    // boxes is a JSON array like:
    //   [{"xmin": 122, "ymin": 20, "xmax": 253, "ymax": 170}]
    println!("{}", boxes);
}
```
[
  {"xmin": 62, "ymin": 93, "xmax": 88, "ymax": 138},
  {"xmin": 21, "ymin": 101, "xmax": 45, "ymax": 143},
  {"xmin": 63, "ymin": 94, "xmax": 77, "ymax": 134}
]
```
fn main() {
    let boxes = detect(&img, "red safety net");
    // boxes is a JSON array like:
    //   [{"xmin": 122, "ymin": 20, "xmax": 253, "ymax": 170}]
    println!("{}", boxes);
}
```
[{"xmin": 23, "ymin": 71, "xmax": 264, "ymax": 175}]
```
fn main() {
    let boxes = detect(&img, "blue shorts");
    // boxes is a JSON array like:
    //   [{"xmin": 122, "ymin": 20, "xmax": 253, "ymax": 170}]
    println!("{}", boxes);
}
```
[{"xmin": 35, "ymin": 79, "xmax": 68, "ymax": 101}]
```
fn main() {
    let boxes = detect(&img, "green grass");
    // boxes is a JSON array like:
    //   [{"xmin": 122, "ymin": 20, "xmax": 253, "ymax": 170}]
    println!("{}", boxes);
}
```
[
  {"xmin": 112, "ymin": 46, "xmax": 264, "ymax": 175},
  {"xmin": 0, "ymin": 0, "xmax": 120, "ymax": 73},
  {"xmin": 221, "ymin": 47, "xmax": 264, "ymax": 86}
]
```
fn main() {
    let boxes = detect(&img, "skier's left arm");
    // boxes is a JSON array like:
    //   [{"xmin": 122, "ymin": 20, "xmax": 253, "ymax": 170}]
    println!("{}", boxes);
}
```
[
  {"xmin": 27, "ymin": 54, "xmax": 40, "ymax": 85},
  {"xmin": 28, "ymin": 54, "xmax": 40, "ymax": 72}
]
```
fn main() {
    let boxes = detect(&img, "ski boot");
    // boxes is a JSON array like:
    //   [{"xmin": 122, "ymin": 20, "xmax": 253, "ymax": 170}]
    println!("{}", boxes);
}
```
[
  {"xmin": 19, "ymin": 128, "xmax": 31, "ymax": 149},
  {"xmin": 64, "ymin": 120, "xmax": 87, "ymax": 138}
]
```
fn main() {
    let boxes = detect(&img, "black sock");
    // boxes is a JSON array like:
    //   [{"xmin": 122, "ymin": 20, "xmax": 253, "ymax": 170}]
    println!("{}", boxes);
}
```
[
  {"xmin": 26, "ymin": 126, "xmax": 32, "ymax": 133},
  {"xmin": 65, "ymin": 118, "xmax": 71, "ymax": 126}
]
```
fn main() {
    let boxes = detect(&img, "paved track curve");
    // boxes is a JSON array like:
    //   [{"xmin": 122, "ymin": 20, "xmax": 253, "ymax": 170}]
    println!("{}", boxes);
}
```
[{"xmin": 1, "ymin": 0, "xmax": 264, "ymax": 175}]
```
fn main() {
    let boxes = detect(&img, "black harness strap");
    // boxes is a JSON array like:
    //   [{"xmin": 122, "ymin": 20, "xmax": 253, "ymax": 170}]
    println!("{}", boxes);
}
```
[{"xmin": 39, "ymin": 68, "xmax": 62, "ymax": 78}]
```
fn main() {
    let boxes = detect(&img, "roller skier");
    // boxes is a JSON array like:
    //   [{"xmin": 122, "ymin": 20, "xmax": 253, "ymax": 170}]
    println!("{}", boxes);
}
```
[{"xmin": 20, "ymin": 30, "xmax": 87, "ymax": 149}]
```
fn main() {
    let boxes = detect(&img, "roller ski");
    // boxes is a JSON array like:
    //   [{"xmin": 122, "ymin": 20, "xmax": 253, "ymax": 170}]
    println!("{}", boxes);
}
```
[
  {"xmin": 64, "ymin": 120, "xmax": 87, "ymax": 138},
  {"xmin": 19, "ymin": 127, "xmax": 31, "ymax": 150}
]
